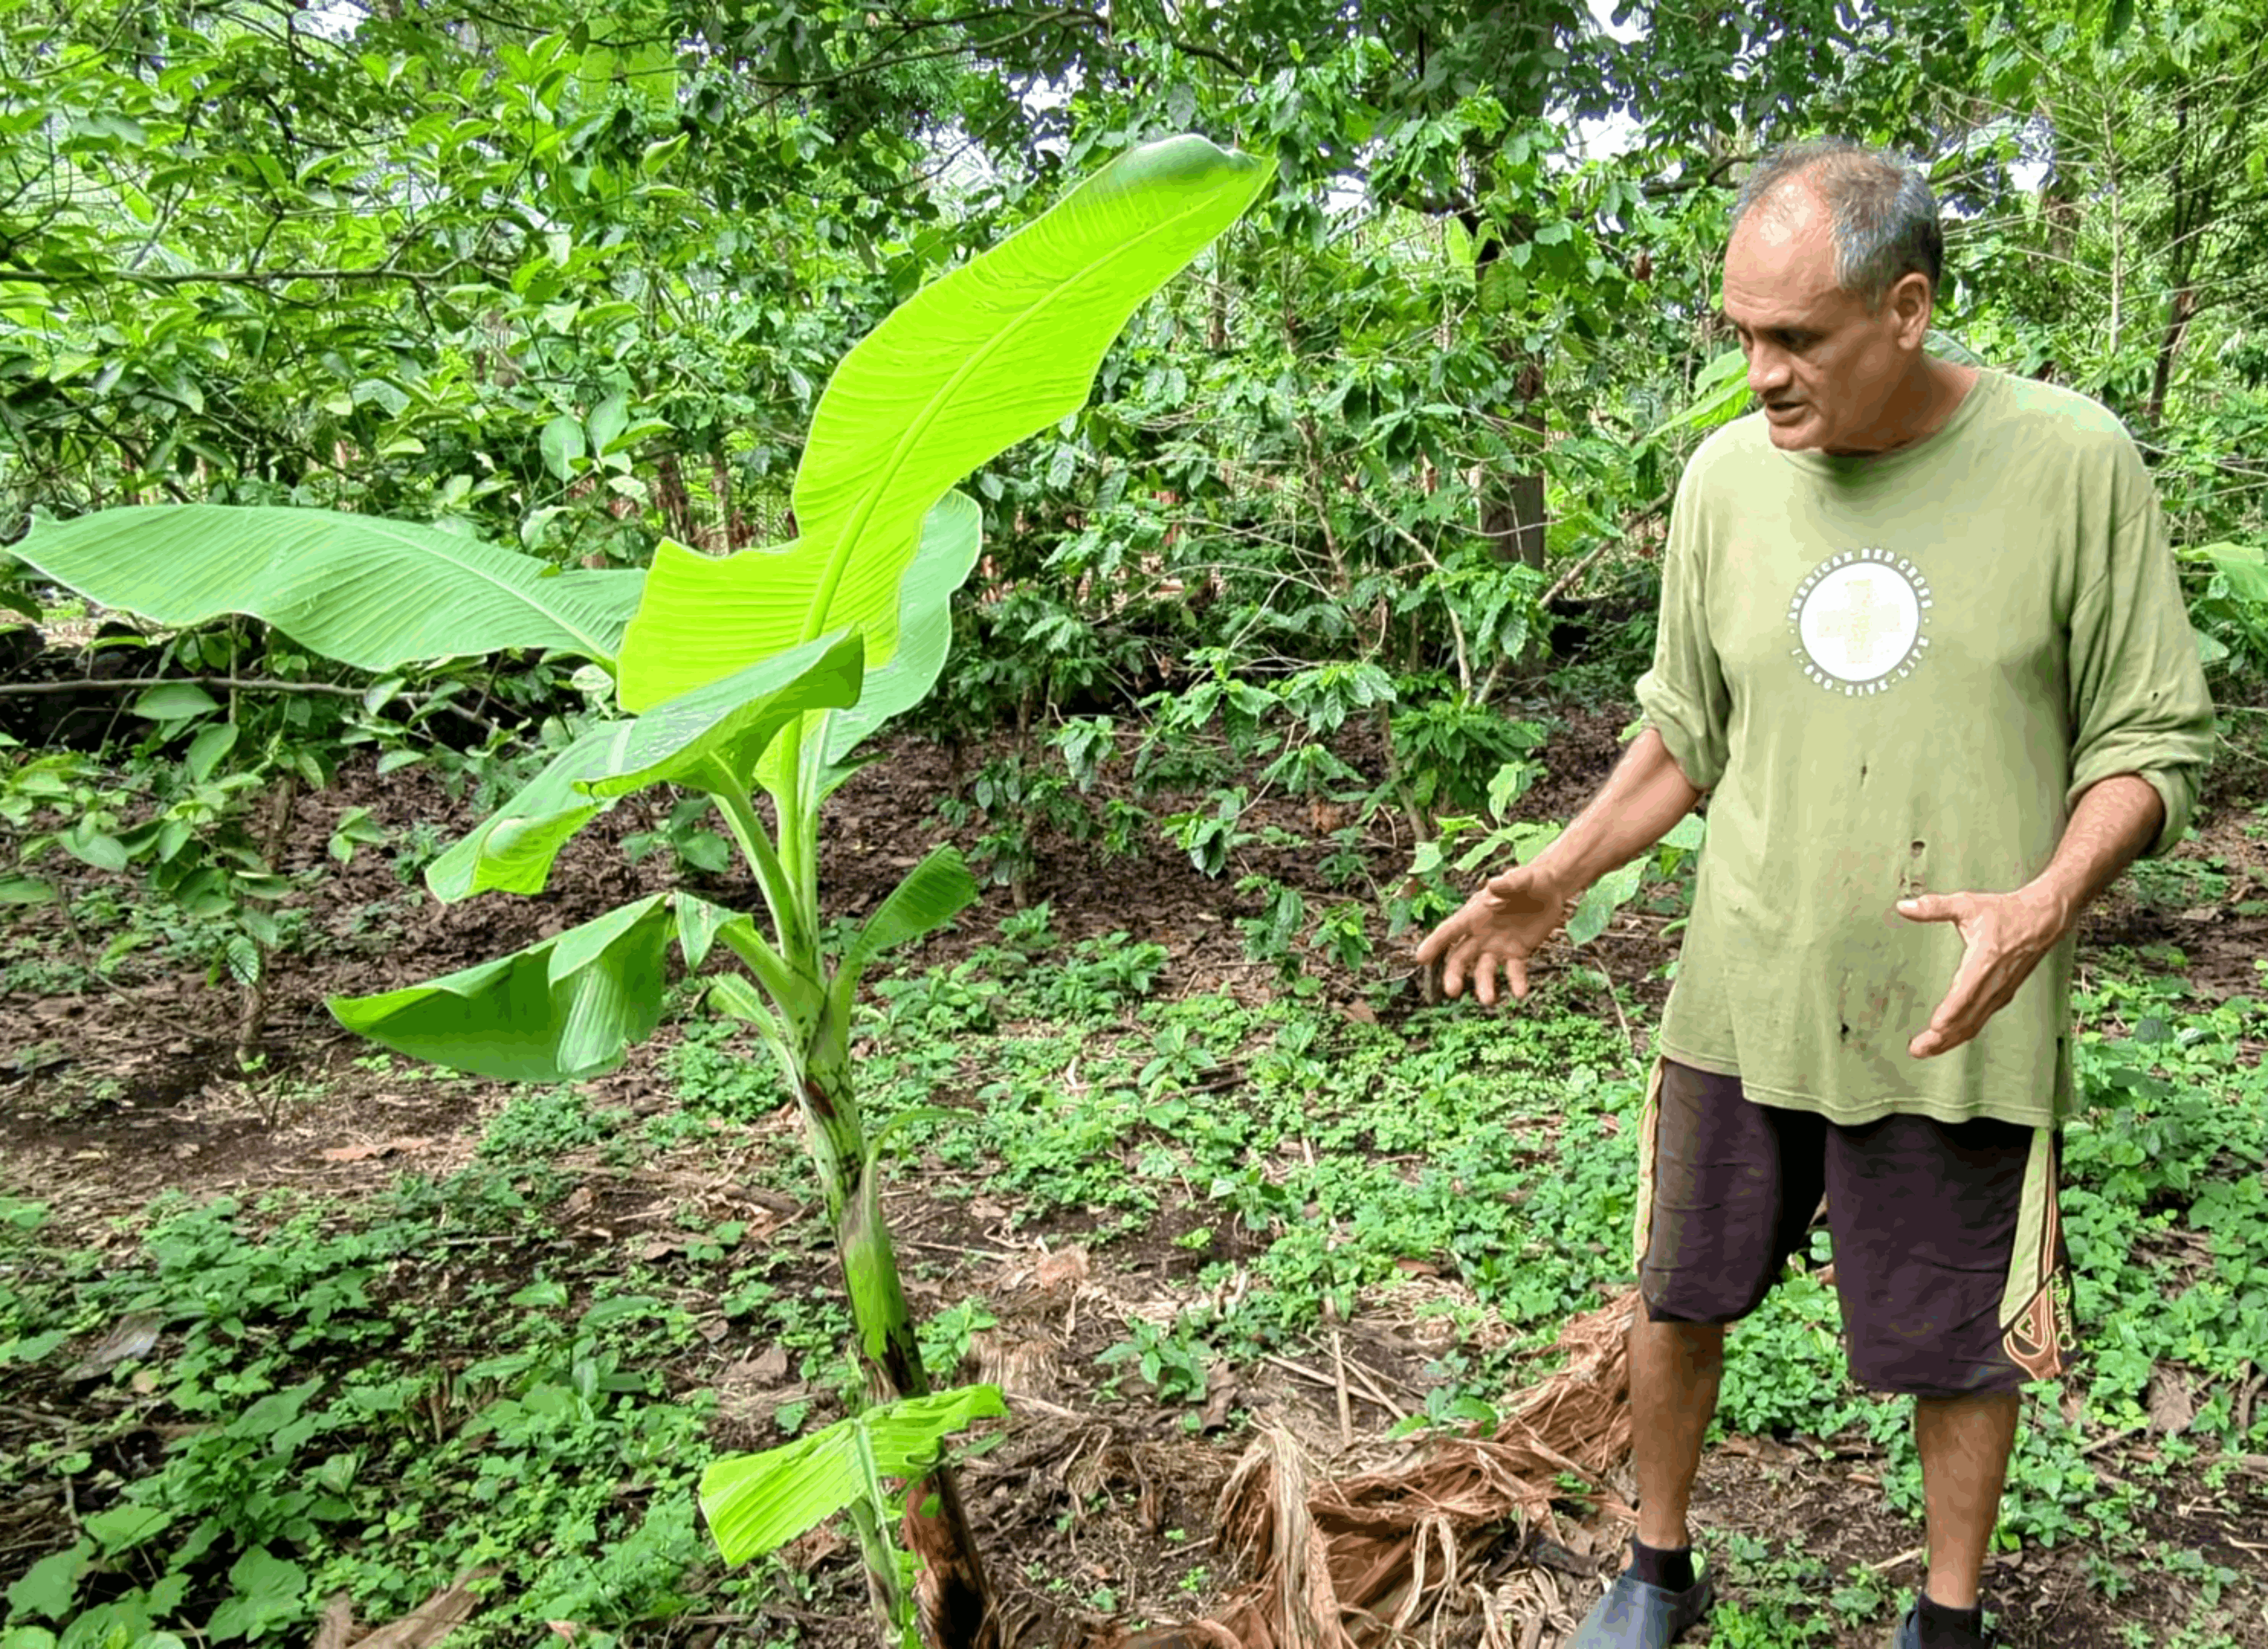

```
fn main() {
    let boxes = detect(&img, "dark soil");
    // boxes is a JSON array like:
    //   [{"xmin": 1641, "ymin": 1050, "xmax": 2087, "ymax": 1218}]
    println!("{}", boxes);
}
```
[{"xmin": 5, "ymin": 702, "xmax": 2267, "ymax": 1648}]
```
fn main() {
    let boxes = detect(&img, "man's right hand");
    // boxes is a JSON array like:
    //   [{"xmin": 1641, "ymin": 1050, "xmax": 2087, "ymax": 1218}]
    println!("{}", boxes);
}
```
[{"xmin": 1414, "ymin": 861, "xmax": 1582, "ymax": 1008}]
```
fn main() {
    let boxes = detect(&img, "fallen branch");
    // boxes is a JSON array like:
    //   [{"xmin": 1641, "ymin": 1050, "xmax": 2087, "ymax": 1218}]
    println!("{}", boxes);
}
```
[{"xmin": 2077, "ymin": 1420, "xmax": 2151, "ymax": 1458}]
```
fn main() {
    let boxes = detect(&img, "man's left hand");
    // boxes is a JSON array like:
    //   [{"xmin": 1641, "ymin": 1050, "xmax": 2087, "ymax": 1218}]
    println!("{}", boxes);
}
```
[{"xmin": 1896, "ymin": 888, "xmax": 2072, "ymax": 1059}]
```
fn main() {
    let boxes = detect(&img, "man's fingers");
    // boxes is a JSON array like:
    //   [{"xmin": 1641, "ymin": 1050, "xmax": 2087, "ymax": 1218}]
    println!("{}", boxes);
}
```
[
  {"xmin": 1913, "ymin": 945, "xmax": 2007, "ymax": 1057},
  {"xmin": 1468, "ymin": 953, "xmax": 1495, "ymax": 1007},
  {"xmin": 1415, "ymin": 910, "xmax": 1467, "ymax": 967},
  {"xmin": 1416, "ymin": 882, "xmax": 1554, "ymax": 1013},
  {"xmin": 1912, "ymin": 978, "xmax": 1981, "ymax": 1055},
  {"xmin": 1912, "ymin": 996, "xmax": 1975, "ymax": 1057}
]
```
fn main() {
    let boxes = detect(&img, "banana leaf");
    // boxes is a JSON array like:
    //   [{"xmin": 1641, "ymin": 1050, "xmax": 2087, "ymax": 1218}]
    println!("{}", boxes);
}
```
[
  {"xmin": 14, "ymin": 505, "xmax": 639, "ymax": 669},
  {"xmin": 426, "ymin": 632, "xmax": 864, "ymax": 901},
  {"xmin": 617, "ymin": 135, "xmax": 1274, "ymax": 711},
  {"xmin": 328, "ymin": 895, "xmax": 674, "ymax": 1082}
]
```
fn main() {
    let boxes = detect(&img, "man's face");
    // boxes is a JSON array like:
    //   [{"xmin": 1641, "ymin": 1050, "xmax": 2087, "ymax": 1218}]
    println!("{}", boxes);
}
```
[{"xmin": 1719, "ymin": 186, "xmax": 1927, "ymax": 455}]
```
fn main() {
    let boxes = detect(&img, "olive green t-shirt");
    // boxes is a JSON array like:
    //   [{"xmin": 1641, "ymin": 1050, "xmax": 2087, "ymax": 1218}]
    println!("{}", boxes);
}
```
[{"xmin": 1635, "ymin": 369, "xmax": 2216, "ymax": 1128}]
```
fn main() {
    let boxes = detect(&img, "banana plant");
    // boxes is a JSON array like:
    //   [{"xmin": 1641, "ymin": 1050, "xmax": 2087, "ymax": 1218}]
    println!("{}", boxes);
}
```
[{"xmin": 14, "ymin": 134, "xmax": 1271, "ymax": 1647}]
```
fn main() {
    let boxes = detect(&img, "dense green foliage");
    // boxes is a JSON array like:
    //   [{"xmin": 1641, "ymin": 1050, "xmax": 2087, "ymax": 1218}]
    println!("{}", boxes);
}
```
[{"xmin": 4, "ymin": 0, "xmax": 2262, "ymax": 951}]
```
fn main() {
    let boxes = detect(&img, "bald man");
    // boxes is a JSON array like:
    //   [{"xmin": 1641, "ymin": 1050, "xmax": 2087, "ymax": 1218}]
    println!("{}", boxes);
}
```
[{"xmin": 1418, "ymin": 140, "xmax": 2215, "ymax": 1648}]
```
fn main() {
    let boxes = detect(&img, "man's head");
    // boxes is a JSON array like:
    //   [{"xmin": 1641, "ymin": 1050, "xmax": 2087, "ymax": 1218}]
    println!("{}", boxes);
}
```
[{"xmin": 1720, "ymin": 141, "xmax": 1946, "ymax": 454}]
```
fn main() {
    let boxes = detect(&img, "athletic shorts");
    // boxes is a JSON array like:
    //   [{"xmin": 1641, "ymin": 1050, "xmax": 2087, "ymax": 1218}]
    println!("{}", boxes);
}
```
[{"xmin": 1633, "ymin": 1057, "xmax": 2076, "ymax": 1396}]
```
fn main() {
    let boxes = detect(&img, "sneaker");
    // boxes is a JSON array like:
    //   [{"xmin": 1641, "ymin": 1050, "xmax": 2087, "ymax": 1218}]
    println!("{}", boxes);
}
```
[{"xmin": 1566, "ymin": 1562, "xmax": 1714, "ymax": 1648}]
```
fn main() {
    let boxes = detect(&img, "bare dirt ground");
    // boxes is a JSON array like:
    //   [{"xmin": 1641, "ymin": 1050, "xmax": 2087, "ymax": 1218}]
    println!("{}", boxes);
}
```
[{"xmin": 4, "ymin": 708, "xmax": 2267, "ymax": 1647}]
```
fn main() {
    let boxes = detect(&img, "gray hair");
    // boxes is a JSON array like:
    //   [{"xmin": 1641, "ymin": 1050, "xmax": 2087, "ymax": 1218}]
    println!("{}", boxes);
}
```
[{"xmin": 1730, "ymin": 140, "xmax": 1943, "ymax": 311}]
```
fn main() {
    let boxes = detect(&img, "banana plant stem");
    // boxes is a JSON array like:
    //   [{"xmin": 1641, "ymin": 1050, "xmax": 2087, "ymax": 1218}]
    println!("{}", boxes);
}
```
[
  {"xmin": 797, "ymin": 987, "xmax": 999, "ymax": 1648},
  {"xmin": 717, "ymin": 924, "xmax": 801, "ymax": 1023},
  {"xmin": 842, "ymin": 1497, "xmax": 908, "ymax": 1646},
  {"xmin": 774, "ymin": 721, "xmax": 812, "ymax": 925},
  {"xmin": 705, "ymin": 759, "xmax": 809, "ymax": 965}
]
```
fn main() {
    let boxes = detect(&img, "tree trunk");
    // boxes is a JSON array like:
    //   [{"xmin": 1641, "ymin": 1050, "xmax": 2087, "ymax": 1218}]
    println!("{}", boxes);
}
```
[
  {"xmin": 654, "ymin": 450, "xmax": 702, "ymax": 547},
  {"xmin": 1463, "ymin": 193, "xmax": 1547, "ymax": 574},
  {"xmin": 1480, "ymin": 469, "xmax": 1547, "ymax": 570},
  {"xmin": 2144, "ymin": 284, "xmax": 2196, "ymax": 429},
  {"xmin": 796, "ymin": 991, "xmax": 1001, "ymax": 1649}
]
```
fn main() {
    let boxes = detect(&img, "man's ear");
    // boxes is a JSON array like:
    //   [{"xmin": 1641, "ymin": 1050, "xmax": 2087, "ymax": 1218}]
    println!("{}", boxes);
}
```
[{"xmin": 1888, "ymin": 271, "xmax": 1934, "ymax": 348}]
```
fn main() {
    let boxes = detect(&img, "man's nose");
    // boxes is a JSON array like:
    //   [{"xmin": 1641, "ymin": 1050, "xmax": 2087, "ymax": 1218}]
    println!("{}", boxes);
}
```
[{"xmin": 1747, "ymin": 348, "xmax": 1791, "ymax": 396}]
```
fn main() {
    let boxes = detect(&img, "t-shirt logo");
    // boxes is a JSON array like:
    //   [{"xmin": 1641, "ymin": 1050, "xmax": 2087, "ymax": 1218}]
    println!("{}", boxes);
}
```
[{"xmin": 1788, "ymin": 549, "xmax": 1934, "ymax": 695}]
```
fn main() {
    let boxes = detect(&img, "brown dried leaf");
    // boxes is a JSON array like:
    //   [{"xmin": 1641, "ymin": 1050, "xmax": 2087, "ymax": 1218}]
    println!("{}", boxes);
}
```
[
  {"xmin": 1035, "ymin": 1246, "xmax": 1092, "ymax": 1292},
  {"xmin": 64, "ymin": 1309, "xmax": 162, "ymax": 1380},
  {"xmin": 782, "ymin": 1525, "xmax": 845, "ymax": 1573},
  {"xmin": 2147, "ymin": 1367, "xmax": 2195, "ymax": 1434},
  {"xmin": 1200, "ymin": 1381, "xmax": 1239, "ymax": 1435},
  {"xmin": 319, "ymin": 1137, "xmax": 432, "ymax": 1163},
  {"xmin": 346, "ymin": 1571, "xmax": 494, "ymax": 1649},
  {"xmin": 311, "ymin": 1595, "xmax": 356, "ymax": 1649}
]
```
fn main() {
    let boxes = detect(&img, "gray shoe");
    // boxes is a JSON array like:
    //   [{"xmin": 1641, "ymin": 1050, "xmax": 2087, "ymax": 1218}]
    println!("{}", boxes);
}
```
[{"xmin": 1566, "ymin": 1564, "xmax": 1714, "ymax": 1648}]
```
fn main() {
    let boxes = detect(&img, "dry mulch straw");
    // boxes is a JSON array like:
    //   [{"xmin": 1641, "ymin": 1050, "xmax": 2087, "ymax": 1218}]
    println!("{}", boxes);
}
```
[{"xmin": 1117, "ymin": 1289, "xmax": 1640, "ymax": 1649}]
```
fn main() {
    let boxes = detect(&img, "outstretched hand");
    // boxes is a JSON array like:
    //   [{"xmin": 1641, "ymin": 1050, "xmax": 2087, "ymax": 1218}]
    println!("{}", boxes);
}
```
[
  {"xmin": 1896, "ymin": 888, "xmax": 2072, "ymax": 1059},
  {"xmin": 1414, "ymin": 863, "xmax": 1579, "ymax": 1008}
]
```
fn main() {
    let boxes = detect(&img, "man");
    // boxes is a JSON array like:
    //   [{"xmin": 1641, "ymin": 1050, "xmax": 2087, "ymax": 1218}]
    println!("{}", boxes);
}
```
[{"xmin": 1416, "ymin": 140, "xmax": 2216, "ymax": 1649}]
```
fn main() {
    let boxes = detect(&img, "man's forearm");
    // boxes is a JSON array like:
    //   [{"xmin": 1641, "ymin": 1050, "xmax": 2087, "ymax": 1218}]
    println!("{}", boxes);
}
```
[
  {"xmin": 1528, "ymin": 726, "xmax": 1707, "ymax": 893},
  {"xmin": 2021, "ymin": 773, "xmax": 2166, "ymax": 937}
]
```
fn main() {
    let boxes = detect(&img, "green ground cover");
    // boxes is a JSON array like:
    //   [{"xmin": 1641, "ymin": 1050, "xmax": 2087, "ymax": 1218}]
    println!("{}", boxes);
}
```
[{"xmin": 4, "ymin": 911, "xmax": 2264, "ymax": 1647}]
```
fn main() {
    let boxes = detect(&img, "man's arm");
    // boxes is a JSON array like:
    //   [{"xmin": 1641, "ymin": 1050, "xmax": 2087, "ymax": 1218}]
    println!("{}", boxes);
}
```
[
  {"xmin": 2023, "ymin": 773, "xmax": 2165, "ymax": 933},
  {"xmin": 1416, "ymin": 726, "xmax": 1705, "ymax": 1005},
  {"xmin": 1895, "ymin": 773, "xmax": 2163, "ymax": 1059},
  {"xmin": 1528, "ymin": 725, "xmax": 1707, "ymax": 893}
]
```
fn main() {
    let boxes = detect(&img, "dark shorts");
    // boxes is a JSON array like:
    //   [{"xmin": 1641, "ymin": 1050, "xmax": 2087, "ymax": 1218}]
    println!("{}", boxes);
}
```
[{"xmin": 1634, "ymin": 1057, "xmax": 2076, "ymax": 1396}]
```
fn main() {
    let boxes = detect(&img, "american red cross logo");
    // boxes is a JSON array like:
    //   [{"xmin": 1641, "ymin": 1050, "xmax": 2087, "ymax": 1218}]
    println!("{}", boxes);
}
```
[
  {"xmin": 1790, "ymin": 554, "xmax": 1930, "ymax": 691},
  {"xmin": 1811, "ymin": 572, "xmax": 1899, "ymax": 674}
]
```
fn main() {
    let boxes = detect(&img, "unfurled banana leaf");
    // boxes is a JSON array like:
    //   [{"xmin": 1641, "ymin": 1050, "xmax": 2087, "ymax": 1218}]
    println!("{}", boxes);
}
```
[
  {"xmin": 328, "ymin": 895, "xmax": 674, "ymax": 1082},
  {"xmin": 14, "ymin": 505, "xmax": 640, "ymax": 670},
  {"xmin": 425, "ymin": 632, "xmax": 864, "ymax": 901},
  {"xmin": 616, "ymin": 136, "xmax": 1275, "ymax": 712}
]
